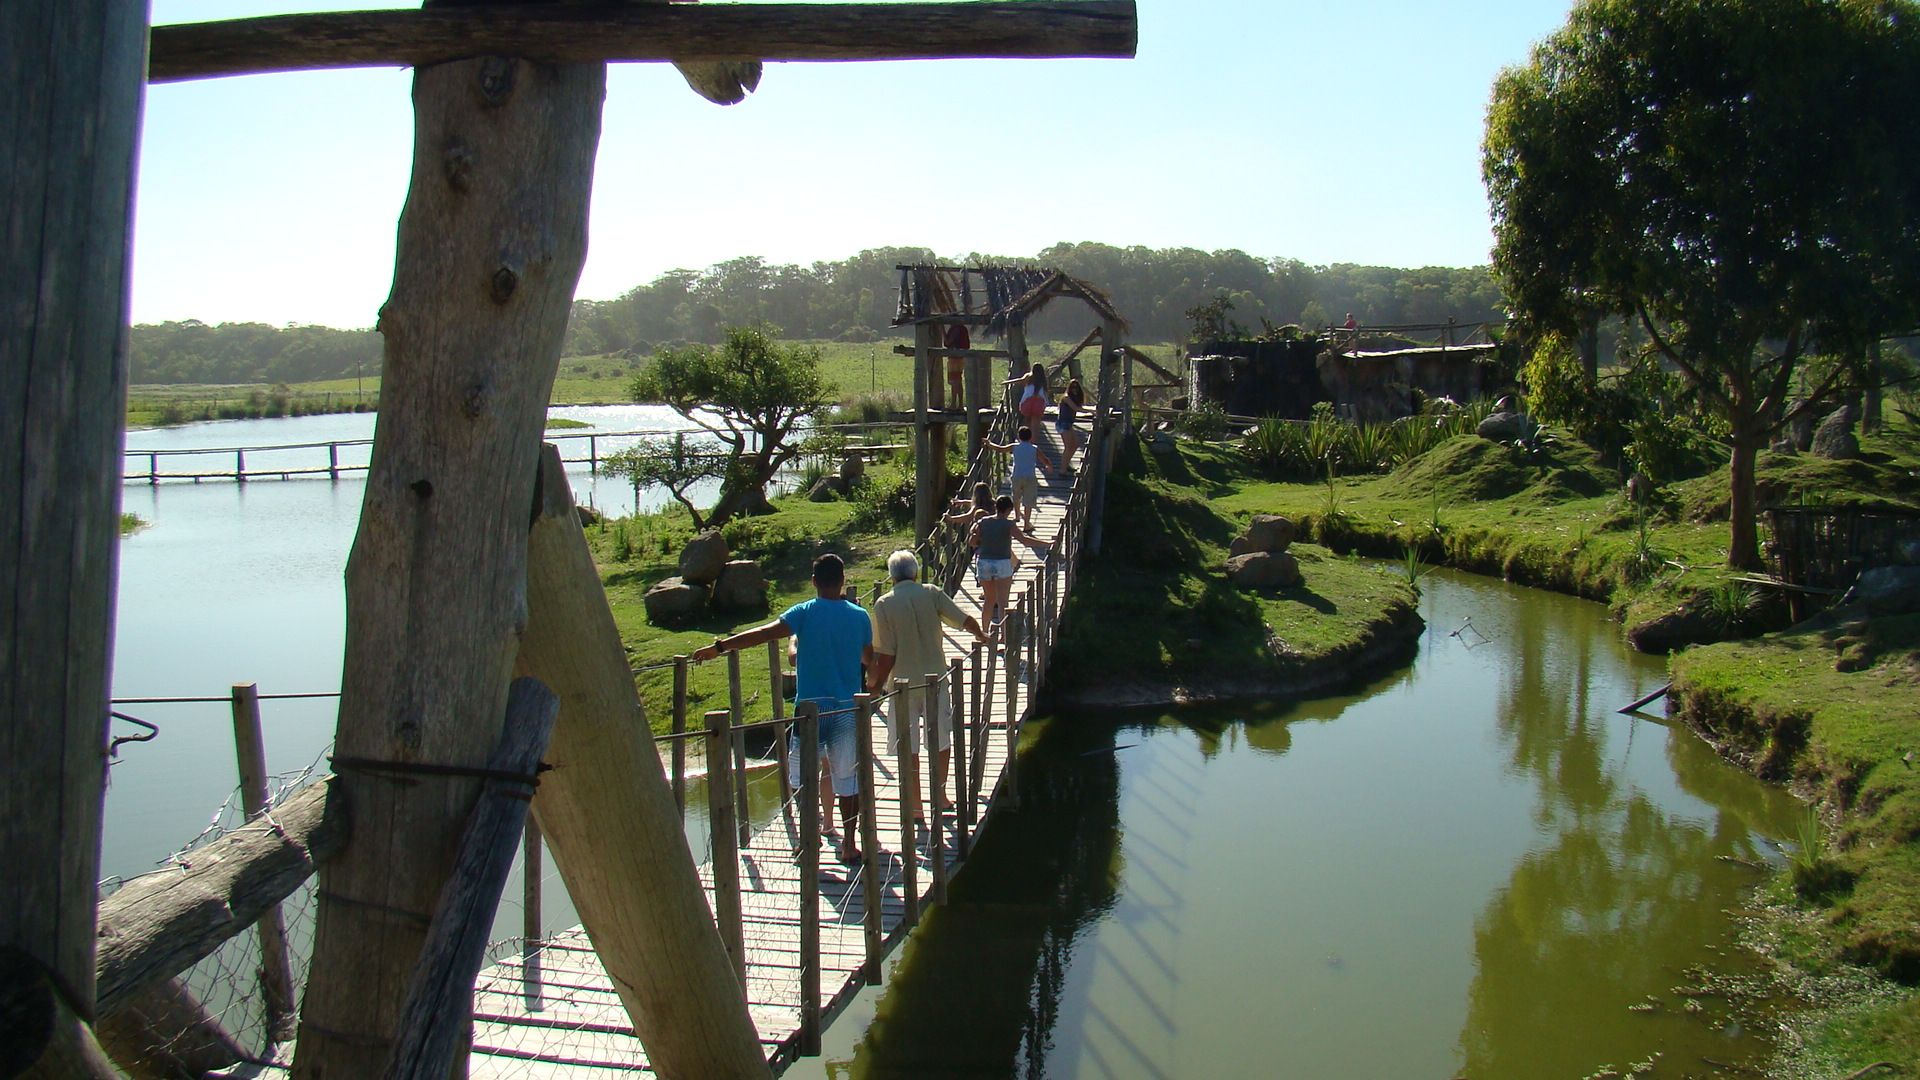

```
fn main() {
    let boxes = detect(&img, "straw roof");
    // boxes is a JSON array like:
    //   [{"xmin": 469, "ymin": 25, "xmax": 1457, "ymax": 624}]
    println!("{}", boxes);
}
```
[{"xmin": 892, "ymin": 264, "xmax": 1126, "ymax": 335}]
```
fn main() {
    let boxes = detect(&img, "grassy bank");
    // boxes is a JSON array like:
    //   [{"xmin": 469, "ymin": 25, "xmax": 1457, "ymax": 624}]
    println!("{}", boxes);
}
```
[
  {"xmin": 585, "ymin": 463, "xmax": 915, "ymax": 735},
  {"xmin": 1052, "ymin": 438, "xmax": 1422, "ymax": 704}
]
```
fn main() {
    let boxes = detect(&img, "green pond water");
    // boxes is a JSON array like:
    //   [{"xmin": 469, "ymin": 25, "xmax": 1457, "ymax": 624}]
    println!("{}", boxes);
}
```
[{"xmin": 792, "ymin": 568, "xmax": 1806, "ymax": 1079}]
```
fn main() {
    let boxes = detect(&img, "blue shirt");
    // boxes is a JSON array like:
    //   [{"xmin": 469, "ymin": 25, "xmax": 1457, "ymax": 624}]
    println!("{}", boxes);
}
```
[
  {"xmin": 781, "ymin": 596, "xmax": 872, "ymax": 710},
  {"xmin": 1011, "ymin": 441, "xmax": 1040, "ymax": 479}
]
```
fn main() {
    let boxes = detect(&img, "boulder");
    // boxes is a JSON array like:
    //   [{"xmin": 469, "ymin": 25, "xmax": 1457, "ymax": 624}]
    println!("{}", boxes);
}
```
[
  {"xmin": 1844, "ymin": 565, "xmax": 1920, "ymax": 616},
  {"xmin": 1228, "ymin": 535, "xmax": 1256, "ymax": 558},
  {"xmin": 678, "ymin": 529, "xmax": 729, "ymax": 585},
  {"xmin": 1787, "ymin": 399, "xmax": 1816, "ymax": 451},
  {"xmin": 643, "ymin": 577, "xmax": 707, "ymax": 624},
  {"xmin": 1245, "ymin": 514, "xmax": 1297, "ymax": 554},
  {"xmin": 1226, "ymin": 551, "xmax": 1302, "ymax": 589},
  {"xmin": 1476, "ymin": 410, "xmax": 1529, "ymax": 443},
  {"xmin": 711, "ymin": 560, "xmax": 768, "ymax": 612},
  {"xmin": 807, "ymin": 475, "xmax": 849, "ymax": 502},
  {"xmin": 1769, "ymin": 437, "xmax": 1797, "ymax": 455},
  {"xmin": 1810, "ymin": 405, "xmax": 1861, "ymax": 460},
  {"xmin": 575, "ymin": 505, "xmax": 602, "ymax": 527},
  {"xmin": 838, "ymin": 456, "xmax": 865, "ymax": 484}
]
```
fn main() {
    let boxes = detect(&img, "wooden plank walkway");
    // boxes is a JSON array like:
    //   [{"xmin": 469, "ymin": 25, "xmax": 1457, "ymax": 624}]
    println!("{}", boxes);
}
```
[{"xmin": 463, "ymin": 464, "xmax": 1085, "ymax": 1077}]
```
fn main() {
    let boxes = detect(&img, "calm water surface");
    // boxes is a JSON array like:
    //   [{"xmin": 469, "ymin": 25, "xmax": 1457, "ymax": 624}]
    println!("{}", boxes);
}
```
[{"xmin": 795, "ymin": 569, "xmax": 1802, "ymax": 1079}]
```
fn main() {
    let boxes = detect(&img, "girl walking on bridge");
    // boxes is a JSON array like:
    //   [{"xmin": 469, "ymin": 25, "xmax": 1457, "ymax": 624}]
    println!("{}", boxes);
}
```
[{"xmin": 969, "ymin": 495, "xmax": 1050, "ymax": 642}]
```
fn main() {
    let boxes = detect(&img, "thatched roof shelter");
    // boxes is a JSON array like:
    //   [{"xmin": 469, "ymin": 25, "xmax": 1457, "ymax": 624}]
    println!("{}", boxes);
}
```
[{"xmin": 893, "ymin": 264, "xmax": 1125, "ymax": 336}]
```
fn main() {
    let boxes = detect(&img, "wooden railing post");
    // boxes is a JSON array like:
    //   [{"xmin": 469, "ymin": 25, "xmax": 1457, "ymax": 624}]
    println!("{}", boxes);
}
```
[
  {"xmin": 949, "ymin": 657, "xmax": 969, "ymax": 860},
  {"xmin": 968, "ymin": 641, "xmax": 986, "ymax": 825},
  {"xmin": 228, "ymin": 682, "xmax": 296, "ymax": 1041},
  {"xmin": 1003, "ymin": 607, "xmax": 1020, "ymax": 811},
  {"xmin": 853, "ymin": 693, "xmax": 884, "ymax": 983},
  {"xmin": 671, "ymin": 655, "xmax": 689, "ymax": 816},
  {"xmin": 769, "ymin": 639, "xmax": 791, "ymax": 807},
  {"xmin": 923, "ymin": 675, "xmax": 947, "ymax": 906},
  {"xmin": 150, "ymin": 451, "xmax": 160, "ymax": 484},
  {"xmin": 728, "ymin": 648, "xmax": 750, "ymax": 845},
  {"xmin": 892, "ymin": 678, "xmax": 920, "ymax": 927},
  {"xmin": 521, "ymin": 817, "xmax": 542, "ymax": 1011},
  {"xmin": 795, "ymin": 701, "xmax": 822, "ymax": 1056},
  {"xmin": 705, "ymin": 709, "xmax": 745, "ymax": 987},
  {"xmin": 327, "ymin": 442, "xmax": 340, "ymax": 481}
]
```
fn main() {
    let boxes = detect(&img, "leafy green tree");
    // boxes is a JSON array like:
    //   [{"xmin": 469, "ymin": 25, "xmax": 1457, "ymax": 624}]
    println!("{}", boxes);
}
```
[
  {"xmin": 630, "ymin": 326, "xmax": 831, "ymax": 527},
  {"xmin": 602, "ymin": 434, "xmax": 729, "ymax": 530},
  {"xmin": 1485, "ymin": 0, "xmax": 1920, "ymax": 568}
]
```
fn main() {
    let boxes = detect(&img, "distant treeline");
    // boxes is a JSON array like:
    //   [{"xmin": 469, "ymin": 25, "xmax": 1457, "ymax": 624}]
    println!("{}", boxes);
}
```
[{"xmin": 131, "ymin": 242, "xmax": 1507, "ymax": 385}]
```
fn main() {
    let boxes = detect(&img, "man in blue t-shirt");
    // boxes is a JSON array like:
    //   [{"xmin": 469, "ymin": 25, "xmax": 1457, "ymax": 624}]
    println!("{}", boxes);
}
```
[{"xmin": 695, "ymin": 553, "xmax": 873, "ymax": 863}]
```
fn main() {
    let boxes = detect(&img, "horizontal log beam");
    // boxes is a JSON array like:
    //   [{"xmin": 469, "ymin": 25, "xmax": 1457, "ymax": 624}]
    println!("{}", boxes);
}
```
[
  {"xmin": 891, "ymin": 345, "xmax": 1011, "ymax": 359},
  {"xmin": 149, "ymin": 1, "xmax": 1137, "ymax": 83},
  {"xmin": 94, "ymin": 780, "xmax": 348, "ymax": 1015}
]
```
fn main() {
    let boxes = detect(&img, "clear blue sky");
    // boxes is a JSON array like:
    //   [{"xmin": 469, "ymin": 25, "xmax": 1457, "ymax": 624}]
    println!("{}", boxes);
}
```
[{"xmin": 134, "ymin": 0, "xmax": 1577, "ymax": 327}]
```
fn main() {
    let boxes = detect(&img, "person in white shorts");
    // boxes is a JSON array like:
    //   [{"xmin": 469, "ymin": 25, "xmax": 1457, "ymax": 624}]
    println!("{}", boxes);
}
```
[
  {"xmin": 868, "ymin": 550, "xmax": 986, "ymax": 830},
  {"xmin": 968, "ymin": 494, "xmax": 1050, "ymax": 640}
]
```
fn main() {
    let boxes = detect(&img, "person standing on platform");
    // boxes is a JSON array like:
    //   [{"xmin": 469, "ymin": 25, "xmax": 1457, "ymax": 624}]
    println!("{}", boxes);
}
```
[
  {"xmin": 869, "ymin": 550, "xmax": 986, "ymax": 836},
  {"xmin": 695, "ymin": 553, "xmax": 871, "ymax": 864},
  {"xmin": 1056, "ymin": 378, "xmax": 1087, "ymax": 470},
  {"xmin": 944, "ymin": 322, "xmax": 970, "ymax": 409}
]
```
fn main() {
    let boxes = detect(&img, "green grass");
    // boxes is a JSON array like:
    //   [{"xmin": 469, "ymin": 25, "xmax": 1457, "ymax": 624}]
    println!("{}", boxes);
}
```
[
  {"xmin": 545, "ymin": 417, "xmax": 593, "ymax": 430},
  {"xmin": 590, "ymin": 465, "xmax": 915, "ymax": 734},
  {"xmin": 1672, "ymin": 612, "xmax": 1920, "ymax": 982},
  {"xmin": 118, "ymin": 512, "xmax": 146, "ymax": 536},
  {"xmin": 1051, "ymin": 438, "xmax": 1420, "ymax": 696}
]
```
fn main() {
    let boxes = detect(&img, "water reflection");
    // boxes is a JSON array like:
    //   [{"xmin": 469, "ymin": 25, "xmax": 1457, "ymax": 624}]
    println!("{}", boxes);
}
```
[{"xmin": 814, "ymin": 570, "xmax": 1803, "ymax": 1079}]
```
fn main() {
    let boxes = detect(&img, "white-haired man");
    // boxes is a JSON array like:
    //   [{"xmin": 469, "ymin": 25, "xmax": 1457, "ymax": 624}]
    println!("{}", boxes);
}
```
[{"xmin": 868, "ymin": 549, "xmax": 986, "ymax": 832}]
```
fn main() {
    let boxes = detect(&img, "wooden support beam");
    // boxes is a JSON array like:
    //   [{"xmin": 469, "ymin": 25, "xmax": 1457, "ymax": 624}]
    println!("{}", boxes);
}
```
[
  {"xmin": 913, "ymin": 323, "xmax": 938, "ymax": 541},
  {"xmin": 891, "ymin": 345, "xmax": 1011, "ymax": 359},
  {"xmin": 95, "ymin": 780, "xmax": 348, "ymax": 1016},
  {"xmin": 227, "ymin": 684, "xmax": 296, "ymax": 1042},
  {"xmin": 514, "ymin": 445, "xmax": 769, "ymax": 1078},
  {"xmin": 149, "ymin": 1, "xmax": 1139, "ymax": 83},
  {"xmin": 96, "ymin": 976, "xmax": 250, "ymax": 1080},
  {"xmin": 0, "ymin": 948, "xmax": 122, "ymax": 1080},
  {"xmin": 3, "ymin": 0, "xmax": 146, "ymax": 1033},
  {"xmin": 384, "ymin": 677, "xmax": 559, "ymax": 1080},
  {"xmin": 295, "ymin": 50, "xmax": 604, "ymax": 1079},
  {"xmin": 705, "ymin": 711, "xmax": 747, "ymax": 990}
]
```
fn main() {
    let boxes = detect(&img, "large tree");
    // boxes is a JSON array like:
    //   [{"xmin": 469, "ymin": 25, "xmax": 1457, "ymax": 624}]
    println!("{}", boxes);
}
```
[
  {"xmin": 1485, "ymin": 0, "xmax": 1920, "ymax": 568},
  {"xmin": 631, "ymin": 326, "xmax": 831, "ymax": 527}
]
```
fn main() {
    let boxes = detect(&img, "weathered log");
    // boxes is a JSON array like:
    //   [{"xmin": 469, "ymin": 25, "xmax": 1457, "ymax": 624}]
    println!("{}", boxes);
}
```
[
  {"xmin": 149, "ymin": 2, "xmax": 1138, "ymax": 83},
  {"xmin": 95, "ymin": 977, "xmax": 250, "ymax": 1080},
  {"xmin": 2, "ymin": 0, "xmax": 146, "ymax": 1028},
  {"xmin": 293, "ymin": 48, "xmax": 604, "ymax": 1079},
  {"xmin": 514, "ymin": 446, "xmax": 768, "ymax": 1077},
  {"xmin": 95, "ymin": 780, "xmax": 347, "ymax": 1016},
  {"xmin": 0, "ymin": 947, "xmax": 123, "ymax": 1079},
  {"xmin": 384, "ymin": 678, "xmax": 559, "ymax": 1080},
  {"xmin": 227, "ymin": 684, "xmax": 296, "ymax": 1041}
]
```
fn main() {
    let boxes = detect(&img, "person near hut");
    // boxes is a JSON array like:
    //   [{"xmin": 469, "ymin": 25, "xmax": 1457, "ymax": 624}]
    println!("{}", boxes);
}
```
[
  {"xmin": 1342, "ymin": 312, "xmax": 1359, "ymax": 354},
  {"xmin": 695, "ymin": 553, "xmax": 871, "ymax": 864},
  {"xmin": 986, "ymin": 426, "xmax": 1054, "ymax": 532},
  {"xmin": 944, "ymin": 322, "xmax": 970, "ymax": 409},
  {"xmin": 1056, "ymin": 378, "xmax": 1087, "ymax": 470},
  {"xmin": 868, "ymin": 549, "xmax": 986, "ymax": 836}
]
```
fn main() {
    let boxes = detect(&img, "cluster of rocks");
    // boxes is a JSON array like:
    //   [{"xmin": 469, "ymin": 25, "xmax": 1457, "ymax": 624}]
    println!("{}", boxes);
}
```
[
  {"xmin": 807, "ymin": 456, "xmax": 866, "ymax": 502},
  {"xmin": 643, "ymin": 529, "xmax": 767, "ymax": 624},
  {"xmin": 1772, "ymin": 401, "xmax": 1863, "ymax": 460},
  {"xmin": 1476, "ymin": 395, "xmax": 1535, "ymax": 443},
  {"xmin": 1226, "ymin": 514, "xmax": 1303, "ymax": 589}
]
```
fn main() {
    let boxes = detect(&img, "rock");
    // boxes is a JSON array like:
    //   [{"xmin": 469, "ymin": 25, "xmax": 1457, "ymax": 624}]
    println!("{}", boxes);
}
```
[
  {"xmin": 1625, "ymin": 472, "xmax": 1652, "ymax": 504},
  {"xmin": 1494, "ymin": 394, "xmax": 1517, "ymax": 412},
  {"xmin": 1476, "ymin": 410, "xmax": 1529, "ymax": 443},
  {"xmin": 1810, "ymin": 405, "xmax": 1861, "ymax": 460},
  {"xmin": 1844, "ymin": 565, "xmax": 1920, "ymax": 616},
  {"xmin": 643, "ymin": 577, "xmax": 707, "ymax": 624},
  {"xmin": 1787, "ymin": 399, "xmax": 1816, "ymax": 451},
  {"xmin": 838, "ymin": 456, "xmax": 865, "ymax": 484},
  {"xmin": 1229, "ymin": 535, "xmax": 1256, "ymax": 558},
  {"xmin": 678, "ymin": 529, "xmax": 729, "ymax": 585},
  {"xmin": 1769, "ymin": 437, "xmax": 1797, "ymax": 455},
  {"xmin": 1147, "ymin": 431, "xmax": 1178, "ymax": 456},
  {"xmin": 575, "ymin": 505, "xmax": 602, "ymax": 527},
  {"xmin": 1245, "ymin": 514, "xmax": 1297, "ymax": 554},
  {"xmin": 807, "ymin": 475, "xmax": 849, "ymax": 502},
  {"xmin": 710, "ymin": 560, "xmax": 768, "ymax": 612},
  {"xmin": 1226, "ymin": 551, "xmax": 1302, "ymax": 589}
]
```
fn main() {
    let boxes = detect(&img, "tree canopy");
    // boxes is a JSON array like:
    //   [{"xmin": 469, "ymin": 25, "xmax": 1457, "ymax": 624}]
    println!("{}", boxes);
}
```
[
  {"xmin": 1484, "ymin": 0, "xmax": 1920, "ymax": 568},
  {"xmin": 630, "ymin": 326, "xmax": 832, "ymax": 527}
]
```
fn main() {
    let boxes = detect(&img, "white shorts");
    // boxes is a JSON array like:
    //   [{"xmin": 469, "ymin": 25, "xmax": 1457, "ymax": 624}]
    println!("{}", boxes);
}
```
[
  {"xmin": 976, "ymin": 557, "xmax": 1015, "ymax": 582},
  {"xmin": 885, "ymin": 686, "xmax": 953, "ymax": 756}
]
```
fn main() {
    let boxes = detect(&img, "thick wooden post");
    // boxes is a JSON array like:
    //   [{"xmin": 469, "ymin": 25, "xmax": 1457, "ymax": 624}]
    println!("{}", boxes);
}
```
[
  {"xmin": 1007, "ymin": 324, "xmax": 1030, "ymax": 385},
  {"xmin": 383, "ymin": 678, "xmax": 558, "ymax": 1080},
  {"xmin": 1, "ymin": 2, "xmax": 145, "ymax": 1067},
  {"xmin": 795, "ymin": 702, "xmax": 822, "ymax": 1057},
  {"xmin": 892, "ymin": 679, "xmax": 920, "ymax": 927},
  {"xmin": 966, "ymin": 354, "xmax": 988, "ymax": 459},
  {"xmin": 727, "ymin": 649, "xmax": 750, "ymax": 846},
  {"xmin": 913, "ymin": 322, "xmax": 939, "ymax": 541},
  {"xmin": 228, "ymin": 684, "xmax": 297, "ymax": 1041},
  {"xmin": 967, "ymin": 642, "xmax": 986, "ymax": 827},
  {"xmin": 923, "ymin": 676, "xmax": 947, "ymax": 905},
  {"xmin": 769, "ymin": 639, "xmax": 791, "ymax": 806},
  {"xmin": 296, "ymin": 46, "xmax": 606, "ymax": 1078},
  {"xmin": 515, "ymin": 447, "xmax": 767, "ymax": 1076},
  {"xmin": 853, "ymin": 694, "xmax": 884, "ymax": 983},
  {"xmin": 1087, "ymin": 331, "xmax": 1120, "ymax": 555},
  {"xmin": 672, "ymin": 655, "xmax": 689, "ymax": 815},
  {"xmin": 705, "ymin": 710, "xmax": 746, "ymax": 988},
  {"xmin": 327, "ymin": 443, "xmax": 340, "ymax": 480}
]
